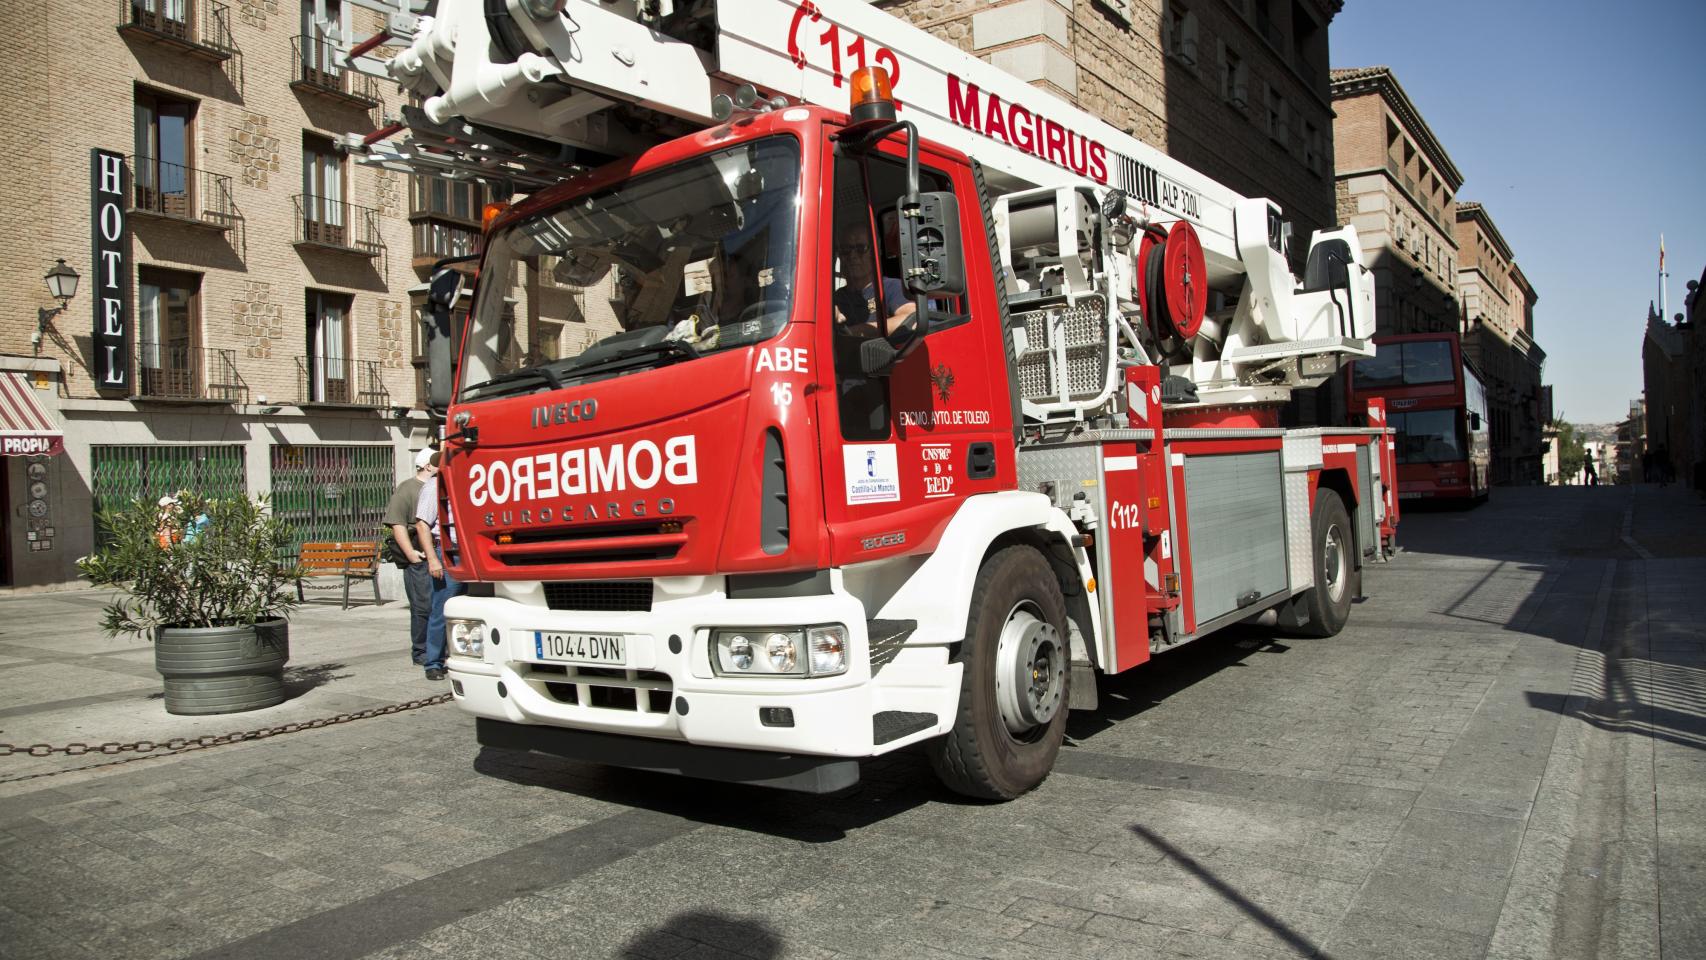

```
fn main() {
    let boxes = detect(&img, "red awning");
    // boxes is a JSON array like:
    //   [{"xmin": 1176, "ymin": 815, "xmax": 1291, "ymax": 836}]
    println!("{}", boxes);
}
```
[{"xmin": 0, "ymin": 371, "xmax": 64, "ymax": 456}]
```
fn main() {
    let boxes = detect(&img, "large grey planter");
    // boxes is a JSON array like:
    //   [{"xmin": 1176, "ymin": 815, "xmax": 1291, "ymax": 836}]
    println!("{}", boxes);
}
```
[{"xmin": 155, "ymin": 619, "xmax": 289, "ymax": 715}]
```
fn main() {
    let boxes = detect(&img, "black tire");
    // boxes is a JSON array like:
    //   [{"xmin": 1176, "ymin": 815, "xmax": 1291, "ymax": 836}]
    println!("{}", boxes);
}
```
[
  {"xmin": 1299, "ymin": 489, "xmax": 1355, "ymax": 637},
  {"xmin": 928, "ymin": 545, "xmax": 1071, "ymax": 800}
]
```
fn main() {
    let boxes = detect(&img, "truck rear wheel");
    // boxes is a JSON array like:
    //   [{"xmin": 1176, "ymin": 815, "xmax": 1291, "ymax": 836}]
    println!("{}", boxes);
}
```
[
  {"xmin": 928, "ymin": 545, "xmax": 1070, "ymax": 800},
  {"xmin": 1298, "ymin": 489, "xmax": 1355, "ymax": 637}
]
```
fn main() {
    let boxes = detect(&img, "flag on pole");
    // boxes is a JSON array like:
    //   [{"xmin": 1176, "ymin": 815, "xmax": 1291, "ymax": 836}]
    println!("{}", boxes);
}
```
[{"xmin": 1660, "ymin": 234, "xmax": 1666, "ymax": 272}]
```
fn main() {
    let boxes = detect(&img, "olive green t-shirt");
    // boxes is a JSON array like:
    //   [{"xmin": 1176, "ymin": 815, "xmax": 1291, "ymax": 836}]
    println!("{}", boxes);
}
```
[{"xmin": 382, "ymin": 476, "xmax": 427, "ymax": 556}]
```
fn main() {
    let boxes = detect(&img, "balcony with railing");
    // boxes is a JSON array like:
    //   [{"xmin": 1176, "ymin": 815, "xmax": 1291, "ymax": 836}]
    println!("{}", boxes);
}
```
[
  {"xmin": 135, "ymin": 343, "xmax": 246, "ymax": 403},
  {"xmin": 127, "ymin": 156, "xmax": 239, "ymax": 231},
  {"xmin": 410, "ymin": 214, "xmax": 481, "ymax": 270},
  {"xmin": 295, "ymin": 357, "xmax": 390, "ymax": 407},
  {"xmin": 118, "ymin": 0, "xmax": 236, "ymax": 61},
  {"xmin": 293, "ymin": 196, "xmax": 385, "ymax": 258},
  {"xmin": 291, "ymin": 36, "xmax": 382, "ymax": 110}
]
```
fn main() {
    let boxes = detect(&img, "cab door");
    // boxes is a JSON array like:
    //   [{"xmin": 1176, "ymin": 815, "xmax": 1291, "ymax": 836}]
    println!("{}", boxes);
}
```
[{"xmin": 816, "ymin": 133, "xmax": 1015, "ymax": 565}]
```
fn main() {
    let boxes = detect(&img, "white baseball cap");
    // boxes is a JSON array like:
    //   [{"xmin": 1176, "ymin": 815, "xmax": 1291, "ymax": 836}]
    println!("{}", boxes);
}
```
[{"xmin": 414, "ymin": 447, "xmax": 437, "ymax": 470}]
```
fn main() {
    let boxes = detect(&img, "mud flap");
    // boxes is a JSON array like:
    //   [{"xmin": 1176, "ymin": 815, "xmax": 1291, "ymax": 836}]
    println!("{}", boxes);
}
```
[{"xmin": 1069, "ymin": 661, "xmax": 1099, "ymax": 711}]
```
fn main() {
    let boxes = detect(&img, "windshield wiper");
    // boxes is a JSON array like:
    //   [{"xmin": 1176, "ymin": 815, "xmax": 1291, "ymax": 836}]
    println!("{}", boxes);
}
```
[
  {"xmin": 462, "ymin": 362, "xmax": 565, "ymax": 401},
  {"xmin": 559, "ymin": 338, "xmax": 701, "ymax": 381}
]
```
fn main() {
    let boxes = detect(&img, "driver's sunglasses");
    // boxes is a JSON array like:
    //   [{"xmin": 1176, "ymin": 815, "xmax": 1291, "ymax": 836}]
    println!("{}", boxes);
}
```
[{"xmin": 840, "ymin": 241, "xmax": 871, "ymax": 254}]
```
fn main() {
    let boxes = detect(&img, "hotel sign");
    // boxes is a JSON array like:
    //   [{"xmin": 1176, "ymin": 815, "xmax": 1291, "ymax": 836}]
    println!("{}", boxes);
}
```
[{"xmin": 91, "ymin": 148, "xmax": 131, "ymax": 392}]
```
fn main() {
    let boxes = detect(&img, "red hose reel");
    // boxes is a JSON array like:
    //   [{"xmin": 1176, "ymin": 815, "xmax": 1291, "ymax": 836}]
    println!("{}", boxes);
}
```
[{"xmin": 1136, "ymin": 220, "xmax": 1207, "ymax": 341}]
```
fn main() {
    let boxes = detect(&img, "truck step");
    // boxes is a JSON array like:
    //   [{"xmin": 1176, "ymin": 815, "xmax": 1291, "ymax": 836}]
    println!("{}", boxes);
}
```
[{"xmin": 874, "ymin": 711, "xmax": 937, "ymax": 745}]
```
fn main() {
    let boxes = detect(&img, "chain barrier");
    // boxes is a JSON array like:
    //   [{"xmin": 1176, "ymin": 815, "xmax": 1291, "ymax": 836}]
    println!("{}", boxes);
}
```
[{"xmin": 0, "ymin": 693, "xmax": 454, "ymax": 780}]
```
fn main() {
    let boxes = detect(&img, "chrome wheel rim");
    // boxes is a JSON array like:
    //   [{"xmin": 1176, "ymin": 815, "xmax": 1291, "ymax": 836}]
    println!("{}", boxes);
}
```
[
  {"xmin": 1324, "ymin": 522, "xmax": 1347, "ymax": 604},
  {"xmin": 993, "ymin": 602, "xmax": 1066, "ymax": 736}
]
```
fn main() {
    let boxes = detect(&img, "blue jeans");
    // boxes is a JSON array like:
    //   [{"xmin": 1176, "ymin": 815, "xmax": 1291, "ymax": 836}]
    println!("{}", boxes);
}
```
[{"xmin": 424, "ymin": 545, "xmax": 465, "ymax": 672}]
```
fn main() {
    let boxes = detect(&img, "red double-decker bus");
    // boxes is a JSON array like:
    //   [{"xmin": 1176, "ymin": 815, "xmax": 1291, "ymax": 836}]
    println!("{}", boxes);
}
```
[{"xmin": 1348, "ymin": 333, "xmax": 1490, "ymax": 505}]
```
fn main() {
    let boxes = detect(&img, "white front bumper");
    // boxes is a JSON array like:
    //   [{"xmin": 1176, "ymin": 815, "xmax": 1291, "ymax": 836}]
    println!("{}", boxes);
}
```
[{"xmin": 443, "ymin": 578, "xmax": 960, "ymax": 759}]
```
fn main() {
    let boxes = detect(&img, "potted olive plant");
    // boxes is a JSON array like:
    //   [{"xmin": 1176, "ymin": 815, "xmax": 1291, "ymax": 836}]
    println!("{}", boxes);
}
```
[{"xmin": 78, "ymin": 493, "xmax": 303, "ymax": 716}]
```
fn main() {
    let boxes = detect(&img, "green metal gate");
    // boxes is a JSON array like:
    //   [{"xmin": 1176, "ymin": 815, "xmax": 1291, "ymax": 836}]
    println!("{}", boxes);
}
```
[
  {"xmin": 91, "ymin": 445, "xmax": 249, "ymax": 544},
  {"xmin": 269, "ymin": 445, "xmax": 396, "ymax": 548}
]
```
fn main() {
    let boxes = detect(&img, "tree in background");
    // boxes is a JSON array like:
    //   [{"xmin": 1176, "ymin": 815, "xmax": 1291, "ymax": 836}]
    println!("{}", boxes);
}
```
[{"xmin": 1554, "ymin": 420, "xmax": 1587, "ymax": 483}]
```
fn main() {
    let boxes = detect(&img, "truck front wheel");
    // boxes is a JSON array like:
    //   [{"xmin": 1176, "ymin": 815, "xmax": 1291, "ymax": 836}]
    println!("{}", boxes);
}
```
[{"xmin": 928, "ymin": 545, "xmax": 1070, "ymax": 800}]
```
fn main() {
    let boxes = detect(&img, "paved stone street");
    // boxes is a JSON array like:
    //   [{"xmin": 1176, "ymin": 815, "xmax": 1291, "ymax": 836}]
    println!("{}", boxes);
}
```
[{"xmin": 1, "ymin": 485, "xmax": 1702, "ymax": 960}]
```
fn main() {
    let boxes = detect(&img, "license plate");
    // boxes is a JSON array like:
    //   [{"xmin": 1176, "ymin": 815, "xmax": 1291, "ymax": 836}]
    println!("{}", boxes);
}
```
[
  {"xmin": 1400, "ymin": 493, "xmax": 1423, "ymax": 500},
  {"xmin": 533, "ymin": 631, "xmax": 626, "ymax": 666}
]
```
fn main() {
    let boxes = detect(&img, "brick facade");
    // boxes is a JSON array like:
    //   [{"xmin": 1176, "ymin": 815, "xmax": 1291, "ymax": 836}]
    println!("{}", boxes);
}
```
[
  {"xmin": 1329, "ymin": 67, "xmax": 1461, "ymax": 338},
  {"xmin": 0, "ymin": 0, "xmax": 422, "ymax": 586},
  {"xmin": 1456, "ymin": 203, "xmax": 1546, "ymax": 485}
]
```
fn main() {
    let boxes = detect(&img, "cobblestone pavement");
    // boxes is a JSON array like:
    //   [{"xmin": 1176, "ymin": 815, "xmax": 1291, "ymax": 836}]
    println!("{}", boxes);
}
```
[{"xmin": 1, "ymin": 485, "xmax": 1702, "ymax": 960}]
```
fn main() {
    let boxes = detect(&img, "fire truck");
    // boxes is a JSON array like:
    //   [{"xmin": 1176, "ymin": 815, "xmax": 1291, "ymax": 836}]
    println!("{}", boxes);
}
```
[{"xmin": 339, "ymin": 0, "xmax": 1397, "ymax": 798}]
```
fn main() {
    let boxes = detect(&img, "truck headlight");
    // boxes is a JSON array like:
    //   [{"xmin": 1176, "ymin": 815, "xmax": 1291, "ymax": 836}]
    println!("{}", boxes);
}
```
[
  {"xmin": 447, "ymin": 618, "xmax": 484, "ymax": 659},
  {"xmin": 710, "ymin": 625, "xmax": 848, "ymax": 677}
]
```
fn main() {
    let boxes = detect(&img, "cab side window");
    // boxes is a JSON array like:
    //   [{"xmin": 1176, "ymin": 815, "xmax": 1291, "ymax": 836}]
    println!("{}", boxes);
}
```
[{"xmin": 830, "ymin": 152, "xmax": 957, "ymax": 442}]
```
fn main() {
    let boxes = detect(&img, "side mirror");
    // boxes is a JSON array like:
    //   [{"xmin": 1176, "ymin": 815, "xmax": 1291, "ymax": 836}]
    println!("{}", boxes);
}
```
[
  {"xmin": 423, "ymin": 266, "xmax": 466, "ymax": 416},
  {"xmin": 897, "ymin": 191, "xmax": 965, "ymax": 298}
]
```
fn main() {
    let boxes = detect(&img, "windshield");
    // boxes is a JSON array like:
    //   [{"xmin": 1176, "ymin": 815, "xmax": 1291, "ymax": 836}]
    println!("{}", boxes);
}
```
[
  {"xmin": 1354, "ymin": 339, "xmax": 1456, "ymax": 390},
  {"xmin": 459, "ymin": 136, "xmax": 801, "ymax": 402},
  {"xmin": 1393, "ymin": 409, "xmax": 1464, "ymax": 464}
]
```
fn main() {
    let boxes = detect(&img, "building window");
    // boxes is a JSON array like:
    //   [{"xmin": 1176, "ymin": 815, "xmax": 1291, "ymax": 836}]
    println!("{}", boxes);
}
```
[
  {"xmin": 137, "ymin": 267, "xmax": 202, "ymax": 399},
  {"xmin": 135, "ymin": 88, "xmax": 196, "ymax": 218},
  {"xmin": 1302, "ymin": 120, "xmax": 1321, "ymax": 173},
  {"xmin": 1163, "ymin": 1, "xmax": 1199, "ymax": 68},
  {"xmin": 413, "ymin": 175, "xmax": 488, "ymax": 223},
  {"xmin": 1266, "ymin": 85, "xmax": 1289, "ymax": 148},
  {"xmin": 1219, "ymin": 42, "xmax": 1247, "ymax": 108},
  {"xmin": 1254, "ymin": 0, "xmax": 1282, "ymax": 48},
  {"xmin": 302, "ymin": 133, "xmax": 345, "ymax": 238},
  {"xmin": 300, "ymin": 0, "xmax": 343, "ymax": 47},
  {"xmin": 305, "ymin": 289, "xmax": 353, "ymax": 403},
  {"xmin": 411, "ymin": 176, "xmax": 491, "ymax": 267}
]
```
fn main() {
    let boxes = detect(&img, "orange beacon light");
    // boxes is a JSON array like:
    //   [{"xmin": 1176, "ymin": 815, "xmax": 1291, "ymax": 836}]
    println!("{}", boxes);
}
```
[{"xmin": 849, "ymin": 66, "xmax": 896, "ymax": 125}]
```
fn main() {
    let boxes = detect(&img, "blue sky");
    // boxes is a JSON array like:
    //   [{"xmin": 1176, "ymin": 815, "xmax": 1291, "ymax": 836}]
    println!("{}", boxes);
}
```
[{"xmin": 1330, "ymin": 0, "xmax": 1706, "ymax": 424}]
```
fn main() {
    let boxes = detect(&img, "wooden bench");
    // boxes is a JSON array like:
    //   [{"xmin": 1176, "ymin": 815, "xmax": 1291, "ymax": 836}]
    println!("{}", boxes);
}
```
[{"xmin": 295, "ymin": 541, "xmax": 381, "ymax": 609}]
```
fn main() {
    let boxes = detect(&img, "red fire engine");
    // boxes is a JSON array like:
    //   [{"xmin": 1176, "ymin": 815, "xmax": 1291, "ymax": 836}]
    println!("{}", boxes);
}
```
[{"xmin": 340, "ymin": 0, "xmax": 1397, "ymax": 798}]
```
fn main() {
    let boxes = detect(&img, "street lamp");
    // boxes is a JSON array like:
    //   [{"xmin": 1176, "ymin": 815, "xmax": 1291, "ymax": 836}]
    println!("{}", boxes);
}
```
[
  {"xmin": 34, "ymin": 258, "xmax": 81, "ymax": 349},
  {"xmin": 45, "ymin": 259, "xmax": 79, "ymax": 301}
]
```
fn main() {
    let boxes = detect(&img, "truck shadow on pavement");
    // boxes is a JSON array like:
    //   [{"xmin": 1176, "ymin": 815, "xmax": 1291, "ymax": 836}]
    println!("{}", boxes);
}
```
[
  {"xmin": 1069, "ymin": 624, "xmax": 1294, "ymax": 743},
  {"xmin": 617, "ymin": 909, "xmax": 782, "ymax": 959},
  {"xmin": 472, "ymin": 745, "xmax": 942, "ymax": 842}
]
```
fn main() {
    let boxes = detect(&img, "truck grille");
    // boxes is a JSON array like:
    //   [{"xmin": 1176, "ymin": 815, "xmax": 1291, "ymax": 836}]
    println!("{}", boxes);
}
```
[
  {"xmin": 520, "ymin": 663, "xmax": 673, "ymax": 714},
  {"xmin": 543, "ymin": 580, "xmax": 653, "ymax": 612}
]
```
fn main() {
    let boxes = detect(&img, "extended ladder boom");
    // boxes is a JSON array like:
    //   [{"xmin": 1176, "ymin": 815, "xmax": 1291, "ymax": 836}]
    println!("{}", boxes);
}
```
[{"xmin": 351, "ymin": 0, "xmax": 1375, "ymax": 411}]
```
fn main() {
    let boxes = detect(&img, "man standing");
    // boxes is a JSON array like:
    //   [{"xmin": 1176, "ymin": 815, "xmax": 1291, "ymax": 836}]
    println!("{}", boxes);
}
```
[
  {"xmin": 415, "ymin": 466, "xmax": 464, "ymax": 681},
  {"xmin": 384, "ymin": 448, "xmax": 437, "ymax": 668}
]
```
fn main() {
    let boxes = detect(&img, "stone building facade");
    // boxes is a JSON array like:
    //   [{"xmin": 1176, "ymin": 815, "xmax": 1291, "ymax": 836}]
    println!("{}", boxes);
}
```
[
  {"xmin": 0, "ymin": 0, "xmax": 430, "ymax": 587},
  {"xmin": 1456, "ymin": 203, "xmax": 1546, "ymax": 486},
  {"xmin": 1643, "ymin": 274, "xmax": 1704, "ymax": 490},
  {"xmin": 1328, "ymin": 66, "xmax": 1462, "ymax": 338}
]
